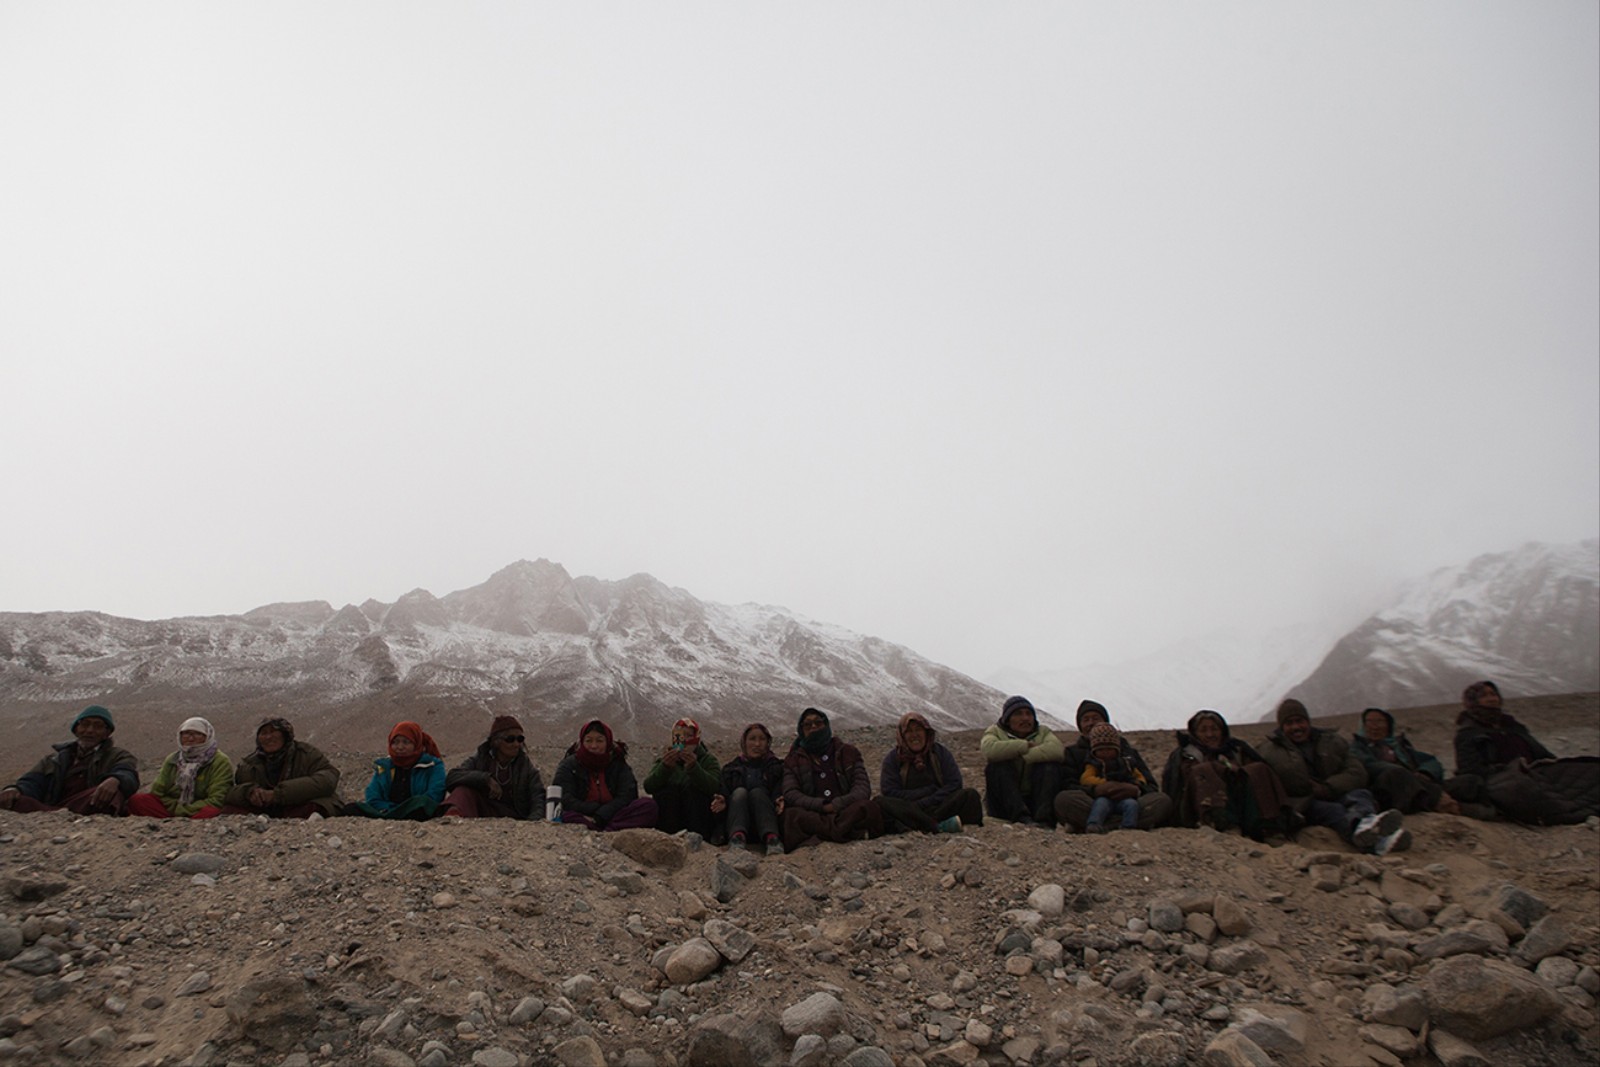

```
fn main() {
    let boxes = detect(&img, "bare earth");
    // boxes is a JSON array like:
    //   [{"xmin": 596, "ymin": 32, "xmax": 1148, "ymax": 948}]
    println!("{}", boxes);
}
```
[{"xmin": 0, "ymin": 694, "xmax": 1596, "ymax": 1067}]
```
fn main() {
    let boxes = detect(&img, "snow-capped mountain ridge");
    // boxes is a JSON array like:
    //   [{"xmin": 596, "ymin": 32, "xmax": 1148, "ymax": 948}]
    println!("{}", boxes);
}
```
[{"xmin": 0, "ymin": 560, "xmax": 1002, "ymax": 751}]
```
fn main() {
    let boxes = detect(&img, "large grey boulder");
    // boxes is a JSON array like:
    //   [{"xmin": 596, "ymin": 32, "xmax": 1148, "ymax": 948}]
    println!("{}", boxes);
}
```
[{"xmin": 1422, "ymin": 955, "xmax": 1563, "ymax": 1039}]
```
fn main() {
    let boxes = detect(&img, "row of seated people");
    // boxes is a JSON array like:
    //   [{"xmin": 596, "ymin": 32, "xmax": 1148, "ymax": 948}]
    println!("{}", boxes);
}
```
[{"xmin": 2, "ymin": 682, "xmax": 1594, "ymax": 856}]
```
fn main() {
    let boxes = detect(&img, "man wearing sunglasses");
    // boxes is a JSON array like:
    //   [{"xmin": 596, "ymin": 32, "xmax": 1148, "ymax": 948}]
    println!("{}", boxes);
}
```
[{"xmin": 441, "ymin": 715, "xmax": 548, "ymax": 820}]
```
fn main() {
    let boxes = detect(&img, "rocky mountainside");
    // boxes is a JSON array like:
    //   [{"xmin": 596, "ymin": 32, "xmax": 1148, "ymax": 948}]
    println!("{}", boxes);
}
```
[
  {"xmin": 0, "ymin": 561, "xmax": 1002, "ymax": 758},
  {"xmin": 1286, "ymin": 539, "xmax": 1600, "ymax": 716},
  {"xmin": 0, "ymin": 695, "xmax": 1596, "ymax": 1067},
  {"xmin": 991, "ymin": 539, "xmax": 1599, "ymax": 730}
]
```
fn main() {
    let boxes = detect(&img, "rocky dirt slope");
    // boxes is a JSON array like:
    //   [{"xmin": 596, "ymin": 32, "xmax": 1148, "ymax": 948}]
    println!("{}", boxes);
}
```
[{"xmin": 1, "ymin": 696, "xmax": 1596, "ymax": 1067}]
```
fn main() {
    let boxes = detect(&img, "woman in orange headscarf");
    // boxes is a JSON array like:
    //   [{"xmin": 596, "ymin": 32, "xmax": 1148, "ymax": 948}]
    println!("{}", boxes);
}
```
[{"xmin": 347, "ymin": 722, "xmax": 446, "ymax": 820}]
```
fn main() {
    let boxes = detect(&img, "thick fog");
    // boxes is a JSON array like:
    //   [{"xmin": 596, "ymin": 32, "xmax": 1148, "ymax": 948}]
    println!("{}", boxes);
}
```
[{"xmin": 1, "ymin": 3, "xmax": 1595, "ymax": 687}]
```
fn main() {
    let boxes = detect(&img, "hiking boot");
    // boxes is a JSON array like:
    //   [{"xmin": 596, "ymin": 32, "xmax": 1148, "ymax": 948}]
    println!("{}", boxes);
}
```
[
  {"xmin": 1352, "ymin": 809, "xmax": 1403, "ymax": 850},
  {"xmin": 1374, "ymin": 828, "xmax": 1412, "ymax": 856},
  {"xmin": 936, "ymin": 816, "xmax": 962, "ymax": 833},
  {"xmin": 728, "ymin": 835, "xmax": 747, "ymax": 851},
  {"xmin": 765, "ymin": 837, "xmax": 785, "ymax": 856},
  {"xmin": 1087, "ymin": 822, "xmax": 1108, "ymax": 834}
]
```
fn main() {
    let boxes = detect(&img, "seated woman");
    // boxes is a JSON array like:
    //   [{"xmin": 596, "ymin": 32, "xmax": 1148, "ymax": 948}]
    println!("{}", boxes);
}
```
[
  {"xmin": 781, "ymin": 707, "xmax": 883, "ymax": 850},
  {"xmin": 347, "ymin": 722, "xmax": 446, "ymax": 820},
  {"xmin": 1453, "ymin": 681, "xmax": 1599, "ymax": 825},
  {"xmin": 1054, "ymin": 700, "xmax": 1171, "ymax": 831},
  {"xmin": 551, "ymin": 720, "xmax": 658, "ymax": 831},
  {"xmin": 440, "ymin": 716, "xmax": 545, "ymax": 820},
  {"xmin": 981, "ymin": 696, "xmax": 1063, "ymax": 826},
  {"xmin": 221, "ymin": 718, "xmax": 342, "ymax": 818},
  {"xmin": 878, "ymin": 711, "xmax": 983, "ymax": 833},
  {"xmin": 1352, "ymin": 707, "xmax": 1466, "ymax": 816},
  {"xmin": 1160, "ymin": 710, "xmax": 1292, "ymax": 839},
  {"xmin": 713, "ymin": 723, "xmax": 785, "ymax": 854},
  {"xmin": 128, "ymin": 717, "xmax": 232, "ymax": 820},
  {"xmin": 643, "ymin": 718, "xmax": 722, "ymax": 838}
]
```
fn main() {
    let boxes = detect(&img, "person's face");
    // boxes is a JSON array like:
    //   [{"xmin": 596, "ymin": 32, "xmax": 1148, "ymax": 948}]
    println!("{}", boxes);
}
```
[
  {"xmin": 74, "ymin": 717, "xmax": 110, "ymax": 745},
  {"xmin": 671, "ymin": 725, "xmax": 693, "ymax": 748},
  {"xmin": 1007, "ymin": 709, "xmax": 1035, "ymax": 736},
  {"xmin": 801, "ymin": 715, "xmax": 827, "ymax": 737},
  {"xmin": 582, "ymin": 731, "xmax": 609, "ymax": 755},
  {"xmin": 1079, "ymin": 710, "xmax": 1107, "ymax": 731},
  {"xmin": 495, "ymin": 732, "xmax": 525, "ymax": 759},
  {"xmin": 179, "ymin": 729, "xmax": 208, "ymax": 747},
  {"xmin": 1362, "ymin": 712, "xmax": 1391, "ymax": 740},
  {"xmin": 743, "ymin": 730, "xmax": 771, "ymax": 759},
  {"xmin": 1093, "ymin": 744, "xmax": 1120, "ymax": 762},
  {"xmin": 1194, "ymin": 717, "xmax": 1223, "ymax": 748},
  {"xmin": 257, "ymin": 728, "xmax": 286, "ymax": 754},
  {"xmin": 1479, "ymin": 688, "xmax": 1502, "ymax": 710},
  {"xmin": 901, "ymin": 721, "xmax": 928, "ymax": 751},
  {"xmin": 391, "ymin": 735, "xmax": 417, "ymax": 757},
  {"xmin": 1282, "ymin": 716, "xmax": 1312, "ymax": 744}
]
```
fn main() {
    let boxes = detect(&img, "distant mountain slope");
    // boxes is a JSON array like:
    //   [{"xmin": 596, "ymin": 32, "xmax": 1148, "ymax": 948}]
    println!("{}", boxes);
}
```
[
  {"xmin": 0, "ymin": 560, "xmax": 1003, "ymax": 755},
  {"xmin": 1285, "ymin": 539, "xmax": 1599, "ymax": 714}
]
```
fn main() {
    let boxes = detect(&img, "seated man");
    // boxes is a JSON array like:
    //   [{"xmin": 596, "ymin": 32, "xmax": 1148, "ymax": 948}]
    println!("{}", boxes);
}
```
[
  {"xmin": 1261, "ymin": 699, "xmax": 1408, "ymax": 854},
  {"xmin": 1352, "ymin": 707, "xmax": 1471, "ymax": 816},
  {"xmin": 1055, "ymin": 699, "xmax": 1171, "ymax": 831},
  {"xmin": 1454, "ymin": 681, "xmax": 1599, "ymax": 825},
  {"xmin": 0, "ymin": 705, "xmax": 138, "ymax": 815},
  {"xmin": 981, "ymin": 696, "xmax": 1063, "ymax": 826}
]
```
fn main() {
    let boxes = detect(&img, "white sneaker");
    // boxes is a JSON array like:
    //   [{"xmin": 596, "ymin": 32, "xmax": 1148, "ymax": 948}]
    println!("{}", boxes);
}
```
[
  {"xmin": 1352, "ymin": 809, "xmax": 1403, "ymax": 850},
  {"xmin": 1374, "ymin": 828, "xmax": 1412, "ymax": 856}
]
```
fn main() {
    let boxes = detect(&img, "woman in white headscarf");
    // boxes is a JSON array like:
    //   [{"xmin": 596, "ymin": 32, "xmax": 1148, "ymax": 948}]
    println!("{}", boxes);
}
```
[{"xmin": 128, "ymin": 717, "xmax": 233, "ymax": 819}]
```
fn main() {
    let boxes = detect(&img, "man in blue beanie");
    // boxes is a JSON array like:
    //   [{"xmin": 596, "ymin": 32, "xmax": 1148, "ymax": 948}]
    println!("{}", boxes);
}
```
[{"xmin": 0, "ymin": 705, "xmax": 139, "ymax": 815}]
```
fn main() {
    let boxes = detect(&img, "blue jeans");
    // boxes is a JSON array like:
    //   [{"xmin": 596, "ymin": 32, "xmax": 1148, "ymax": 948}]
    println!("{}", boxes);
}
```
[
  {"xmin": 1087, "ymin": 795, "xmax": 1138, "ymax": 829},
  {"xmin": 1303, "ymin": 787, "xmax": 1378, "ymax": 841}
]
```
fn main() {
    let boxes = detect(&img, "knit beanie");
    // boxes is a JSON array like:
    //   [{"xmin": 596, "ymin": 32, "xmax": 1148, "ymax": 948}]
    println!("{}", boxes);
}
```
[
  {"xmin": 1276, "ymin": 699, "xmax": 1310, "ymax": 726},
  {"xmin": 1088, "ymin": 723, "xmax": 1122, "ymax": 751},
  {"xmin": 73, "ymin": 705, "xmax": 115, "ymax": 733},
  {"xmin": 1076, "ymin": 700, "xmax": 1109, "ymax": 730},
  {"xmin": 489, "ymin": 715, "xmax": 524, "ymax": 740}
]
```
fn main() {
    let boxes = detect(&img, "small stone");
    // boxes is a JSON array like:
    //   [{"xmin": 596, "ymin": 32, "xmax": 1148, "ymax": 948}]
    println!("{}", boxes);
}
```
[
  {"xmin": 964, "ymin": 1019, "xmax": 992, "ymax": 1048},
  {"xmin": 1517, "ymin": 915, "xmax": 1574, "ymax": 964},
  {"xmin": 1359, "ymin": 1023, "xmax": 1418, "ymax": 1056},
  {"xmin": 1148, "ymin": 901, "xmax": 1184, "ymax": 933},
  {"xmin": 1004, "ymin": 956, "xmax": 1033, "ymax": 976},
  {"xmin": 664, "ymin": 938, "xmax": 722, "ymax": 985},
  {"xmin": 1309, "ymin": 864, "xmax": 1342, "ymax": 892},
  {"xmin": 509, "ymin": 995, "xmax": 545, "ymax": 1025},
  {"xmin": 1428, "ymin": 1029, "xmax": 1490, "ymax": 1067},
  {"xmin": 549, "ymin": 1036, "xmax": 605, "ymax": 1067},
  {"xmin": 781, "ymin": 992, "xmax": 846, "ymax": 1039},
  {"xmin": 471, "ymin": 1049, "xmax": 521, "ymax": 1067},
  {"xmin": 1027, "ymin": 884, "xmax": 1065, "ymax": 917},
  {"xmin": 171, "ymin": 854, "xmax": 226, "ymax": 875},
  {"xmin": 1186, "ymin": 912, "xmax": 1218, "ymax": 943},
  {"xmin": 175, "ymin": 972, "xmax": 212, "ymax": 996},
  {"xmin": 1203, "ymin": 1029, "xmax": 1273, "ymax": 1067},
  {"xmin": 703, "ymin": 918, "xmax": 757, "ymax": 963},
  {"xmin": 432, "ymin": 892, "xmax": 456, "ymax": 909},
  {"xmin": 1207, "ymin": 942, "xmax": 1267, "ymax": 975},
  {"xmin": 1213, "ymin": 895, "xmax": 1251, "ymax": 937}
]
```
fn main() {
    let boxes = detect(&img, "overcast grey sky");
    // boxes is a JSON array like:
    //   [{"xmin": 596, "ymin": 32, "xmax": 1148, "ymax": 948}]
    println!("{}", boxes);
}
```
[{"xmin": 2, "ymin": 2, "xmax": 1596, "ymax": 682}]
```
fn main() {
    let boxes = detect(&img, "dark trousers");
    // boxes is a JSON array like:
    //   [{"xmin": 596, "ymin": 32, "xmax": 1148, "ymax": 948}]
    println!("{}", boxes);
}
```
[
  {"xmin": 725, "ymin": 786, "xmax": 781, "ymax": 842},
  {"xmin": 984, "ymin": 761, "xmax": 1062, "ymax": 825},
  {"xmin": 782, "ymin": 798, "xmax": 884, "ymax": 850},
  {"xmin": 1367, "ymin": 765, "xmax": 1443, "ymax": 814},
  {"xmin": 9, "ymin": 787, "xmax": 126, "ymax": 816},
  {"xmin": 653, "ymin": 786, "xmax": 717, "ymax": 837},
  {"xmin": 1055, "ymin": 788, "xmax": 1172, "ymax": 830},
  {"xmin": 1302, "ymin": 787, "xmax": 1378, "ymax": 841},
  {"xmin": 879, "ymin": 788, "xmax": 984, "ymax": 833}
]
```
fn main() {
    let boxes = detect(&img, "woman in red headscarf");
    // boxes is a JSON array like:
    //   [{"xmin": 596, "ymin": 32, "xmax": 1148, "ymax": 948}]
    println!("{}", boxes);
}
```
[
  {"xmin": 551, "ymin": 720, "xmax": 658, "ymax": 831},
  {"xmin": 346, "ymin": 721, "xmax": 446, "ymax": 820}
]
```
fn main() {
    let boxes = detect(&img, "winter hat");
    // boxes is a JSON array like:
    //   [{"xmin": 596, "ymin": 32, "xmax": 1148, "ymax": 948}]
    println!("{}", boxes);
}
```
[
  {"xmin": 1076, "ymin": 700, "xmax": 1110, "ymax": 730},
  {"xmin": 1186, "ymin": 709, "xmax": 1231, "ymax": 742},
  {"xmin": 999, "ymin": 696, "xmax": 1036, "ymax": 734},
  {"xmin": 1088, "ymin": 723, "xmax": 1122, "ymax": 752},
  {"xmin": 1276, "ymin": 699, "xmax": 1310, "ymax": 726},
  {"xmin": 489, "ymin": 715, "xmax": 524, "ymax": 740},
  {"xmin": 1462, "ymin": 680, "xmax": 1500, "ymax": 710},
  {"xmin": 73, "ymin": 705, "xmax": 114, "ymax": 733}
]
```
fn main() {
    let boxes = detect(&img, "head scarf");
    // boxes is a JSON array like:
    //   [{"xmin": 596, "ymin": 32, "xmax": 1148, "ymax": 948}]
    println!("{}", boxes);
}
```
[
  {"xmin": 797, "ymin": 707, "xmax": 833, "ymax": 756},
  {"xmin": 175, "ymin": 717, "xmax": 218, "ymax": 806},
  {"xmin": 253, "ymin": 717, "xmax": 295, "ymax": 785},
  {"xmin": 388, "ymin": 721, "xmax": 441, "ymax": 769},
  {"xmin": 1360, "ymin": 707, "xmax": 1396, "ymax": 740},
  {"xmin": 1186, "ymin": 710, "xmax": 1231, "ymax": 751},
  {"xmin": 895, "ymin": 711, "xmax": 935, "ymax": 771},
  {"xmin": 740, "ymin": 722, "xmax": 772, "ymax": 759},
  {"xmin": 576, "ymin": 719, "xmax": 617, "ymax": 770},
  {"xmin": 671, "ymin": 718, "xmax": 701, "ymax": 749}
]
